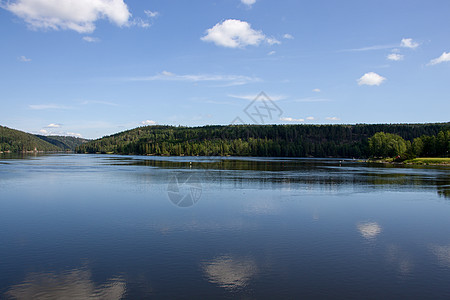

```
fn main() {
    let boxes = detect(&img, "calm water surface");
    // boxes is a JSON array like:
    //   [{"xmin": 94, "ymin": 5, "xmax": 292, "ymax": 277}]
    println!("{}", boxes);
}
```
[{"xmin": 1, "ymin": 154, "xmax": 450, "ymax": 299}]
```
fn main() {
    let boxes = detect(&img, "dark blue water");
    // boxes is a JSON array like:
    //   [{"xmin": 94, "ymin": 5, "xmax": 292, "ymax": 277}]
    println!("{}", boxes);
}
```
[{"xmin": 1, "ymin": 154, "xmax": 450, "ymax": 299}]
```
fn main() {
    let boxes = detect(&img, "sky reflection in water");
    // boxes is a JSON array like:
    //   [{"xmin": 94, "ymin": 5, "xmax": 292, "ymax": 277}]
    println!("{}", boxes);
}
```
[{"xmin": 1, "ymin": 154, "xmax": 450, "ymax": 299}]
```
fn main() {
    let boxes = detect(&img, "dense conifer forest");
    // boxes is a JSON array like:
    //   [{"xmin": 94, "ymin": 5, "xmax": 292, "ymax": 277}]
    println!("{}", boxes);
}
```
[{"xmin": 76, "ymin": 123, "xmax": 450, "ymax": 158}]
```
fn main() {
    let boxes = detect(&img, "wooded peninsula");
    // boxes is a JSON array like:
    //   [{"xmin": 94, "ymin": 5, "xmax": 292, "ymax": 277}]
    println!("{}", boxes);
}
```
[{"xmin": 76, "ymin": 123, "xmax": 450, "ymax": 160}]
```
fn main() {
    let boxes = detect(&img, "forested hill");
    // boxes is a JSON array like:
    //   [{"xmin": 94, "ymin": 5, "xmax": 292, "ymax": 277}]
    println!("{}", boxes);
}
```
[
  {"xmin": 76, "ymin": 123, "xmax": 450, "ymax": 158},
  {"xmin": 35, "ymin": 135, "xmax": 88, "ymax": 150},
  {"xmin": 0, "ymin": 126, "xmax": 89, "ymax": 152},
  {"xmin": 0, "ymin": 126, "xmax": 60, "ymax": 152}
]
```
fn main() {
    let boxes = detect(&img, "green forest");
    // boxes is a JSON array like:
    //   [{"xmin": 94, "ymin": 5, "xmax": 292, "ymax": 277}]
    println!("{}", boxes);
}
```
[
  {"xmin": 0, "ymin": 126, "xmax": 88, "ymax": 152},
  {"xmin": 2, "ymin": 123, "xmax": 448, "ymax": 158},
  {"xmin": 368, "ymin": 130, "xmax": 450, "ymax": 160},
  {"xmin": 76, "ymin": 123, "xmax": 450, "ymax": 158}
]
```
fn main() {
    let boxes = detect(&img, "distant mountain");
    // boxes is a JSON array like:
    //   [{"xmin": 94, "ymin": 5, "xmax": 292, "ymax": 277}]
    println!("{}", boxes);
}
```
[
  {"xmin": 76, "ymin": 123, "xmax": 450, "ymax": 158},
  {"xmin": 35, "ymin": 135, "xmax": 89, "ymax": 151},
  {"xmin": 0, "ymin": 126, "xmax": 60, "ymax": 152}
]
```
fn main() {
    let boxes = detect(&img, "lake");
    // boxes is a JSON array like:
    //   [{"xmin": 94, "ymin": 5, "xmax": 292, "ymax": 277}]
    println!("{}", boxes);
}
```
[{"xmin": 1, "ymin": 154, "xmax": 450, "ymax": 299}]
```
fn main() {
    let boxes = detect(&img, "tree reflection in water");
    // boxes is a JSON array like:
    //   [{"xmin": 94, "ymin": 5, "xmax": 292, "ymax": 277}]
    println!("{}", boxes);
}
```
[{"xmin": 117, "ymin": 157, "xmax": 450, "ymax": 199}]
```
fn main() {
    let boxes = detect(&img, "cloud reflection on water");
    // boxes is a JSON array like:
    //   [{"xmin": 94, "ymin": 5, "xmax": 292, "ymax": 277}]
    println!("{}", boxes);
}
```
[
  {"xmin": 357, "ymin": 222, "xmax": 382, "ymax": 239},
  {"xmin": 5, "ymin": 268, "xmax": 125, "ymax": 300},
  {"xmin": 430, "ymin": 244, "xmax": 450, "ymax": 268},
  {"xmin": 386, "ymin": 245, "xmax": 414, "ymax": 276},
  {"xmin": 202, "ymin": 255, "xmax": 257, "ymax": 290}
]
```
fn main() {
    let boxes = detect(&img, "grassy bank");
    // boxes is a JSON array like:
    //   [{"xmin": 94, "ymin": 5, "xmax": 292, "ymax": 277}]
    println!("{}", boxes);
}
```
[
  {"xmin": 367, "ymin": 157, "xmax": 450, "ymax": 165},
  {"xmin": 405, "ymin": 157, "xmax": 450, "ymax": 165}
]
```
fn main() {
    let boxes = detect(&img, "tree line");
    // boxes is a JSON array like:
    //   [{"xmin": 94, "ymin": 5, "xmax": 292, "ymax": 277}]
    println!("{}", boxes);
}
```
[
  {"xmin": 76, "ymin": 123, "xmax": 449, "ymax": 158},
  {"xmin": 368, "ymin": 130, "xmax": 450, "ymax": 160}
]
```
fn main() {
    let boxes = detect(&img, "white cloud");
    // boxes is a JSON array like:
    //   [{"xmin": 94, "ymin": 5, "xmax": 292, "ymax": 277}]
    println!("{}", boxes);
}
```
[
  {"xmin": 80, "ymin": 100, "xmax": 118, "ymax": 106},
  {"xmin": 387, "ymin": 53, "xmax": 404, "ymax": 61},
  {"xmin": 357, "ymin": 72, "xmax": 386, "ymax": 86},
  {"xmin": 342, "ymin": 38, "xmax": 419, "ymax": 53},
  {"xmin": 228, "ymin": 94, "xmax": 286, "ymax": 101},
  {"xmin": 201, "ymin": 19, "xmax": 274, "ymax": 48},
  {"xmin": 241, "ymin": 0, "xmax": 256, "ymax": 7},
  {"xmin": 306, "ymin": 116, "xmax": 315, "ymax": 120},
  {"xmin": 46, "ymin": 123, "xmax": 61, "ymax": 128},
  {"xmin": 198, "ymin": 99, "xmax": 236, "ymax": 105},
  {"xmin": 66, "ymin": 132, "xmax": 83, "ymax": 137},
  {"xmin": 82, "ymin": 36, "xmax": 100, "ymax": 43},
  {"xmin": 29, "ymin": 104, "xmax": 73, "ymax": 110},
  {"xmin": 428, "ymin": 52, "xmax": 450, "ymax": 66},
  {"xmin": 401, "ymin": 38, "xmax": 419, "ymax": 49},
  {"xmin": 312, "ymin": 88, "xmax": 321, "ymax": 93},
  {"xmin": 326, "ymin": 117, "xmax": 340, "ymax": 121},
  {"xmin": 141, "ymin": 120, "xmax": 156, "ymax": 125},
  {"xmin": 280, "ymin": 117, "xmax": 304, "ymax": 122},
  {"xmin": 3, "ymin": 0, "xmax": 131, "ymax": 33},
  {"xmin": 161, "ymin": 70, "xmax": 175, "ymax": 76},
  {"xmin": 341, "ymin": 44, "xmax": 397, "ymax": 52},
  {"xmin": 266, "ymin": 37, "xmax": 281, "ymax": 45},
  {"xmin": 144, "ymin": 10, "xmax": 159, "ymax": 18},
  {"xmin": 268, "ymin": 51, "xmax": 276, "ymax": 56},
  {"xmin": 128, "ymin": 9, "xmax": 159, "ymax": 29},
  {"xmin": 294, "ymin": 97, "xmax": 330, "ymax": 103},
  {"xmin": 18, "ymin": 55, "xmax": 31, "ymax": 62},
  {"xmin": 128, "ymin": 17, "xmax": 150, "ymax": 28},
  {"xmin": 283, "ymin": 33, "xmax": 294, "ymax": 39},
  {"xmin": 38, "ymin": 128, "xmax": 82, "ymax": 137},
  {"xmin": 126, "ymin": 71, "xmax": 261, "ymax": 86}
]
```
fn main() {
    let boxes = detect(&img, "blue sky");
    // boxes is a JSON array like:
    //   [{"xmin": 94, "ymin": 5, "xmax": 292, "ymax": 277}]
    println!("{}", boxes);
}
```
[{"xmin": 1, "ymin": 0, "xmax": 449, "ymax": 139}]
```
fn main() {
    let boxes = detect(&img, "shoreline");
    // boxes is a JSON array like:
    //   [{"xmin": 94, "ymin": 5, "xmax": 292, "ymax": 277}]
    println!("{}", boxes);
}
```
[{"xmin": 368, "ymin": 157, "xmax": 450, "ymax": 166}]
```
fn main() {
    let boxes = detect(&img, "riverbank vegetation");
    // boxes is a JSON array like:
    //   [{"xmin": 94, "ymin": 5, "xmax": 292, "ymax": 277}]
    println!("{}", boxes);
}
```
[{"xmin": 368, "ymin": 130, "xmax": 449, "ymax": 163}]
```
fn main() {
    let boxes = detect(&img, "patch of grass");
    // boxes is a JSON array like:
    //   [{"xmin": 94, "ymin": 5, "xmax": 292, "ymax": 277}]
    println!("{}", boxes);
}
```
[{"xmin": 405, "ymin": 157, "xmax": 450, "ymax": 165}]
